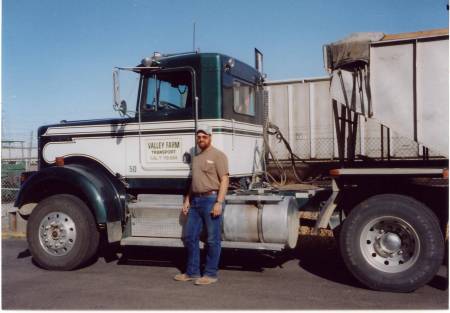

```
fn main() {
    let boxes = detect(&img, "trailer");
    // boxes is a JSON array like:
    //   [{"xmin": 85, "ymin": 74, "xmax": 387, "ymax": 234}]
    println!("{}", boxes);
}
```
[
  {"xmin": 317, "ymin": 29, "xmax": 448, "ymax": 291},
  {"xmin": 265, "ymin": 77, "xmax": 444, "ymax": 162},
  {"xmin": 13, "ymin": 29, "xmax": 448, "ymax": 293}
]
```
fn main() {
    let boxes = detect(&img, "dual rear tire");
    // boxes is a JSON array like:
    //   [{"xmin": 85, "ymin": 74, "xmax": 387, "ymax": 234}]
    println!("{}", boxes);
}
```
[
  {"xmin": 339, "ymin": 194, "xmax": 444, "ymax": 292},
  {"xmin": 27, "ymin": 194, "xmax": 100, "ymax": 270}
]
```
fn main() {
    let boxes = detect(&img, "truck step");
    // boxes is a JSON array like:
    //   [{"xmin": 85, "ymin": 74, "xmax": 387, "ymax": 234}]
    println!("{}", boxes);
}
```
[
  {"xmin": 120, "ymin": 236, "xmax": 285, "ymax": 251},
  {"xmin": 128, "ymin": 194, "xmax": 185, "ymax": 238},
  {"xmin": 129, "ymin": 215, "xmax": 185, "ymax": 238}
]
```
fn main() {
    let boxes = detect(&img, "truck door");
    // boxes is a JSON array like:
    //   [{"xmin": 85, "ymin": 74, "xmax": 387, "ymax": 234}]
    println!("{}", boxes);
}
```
[{"xmin": 133, "ymin": 68, "xmax": 196, "ymax": 179}]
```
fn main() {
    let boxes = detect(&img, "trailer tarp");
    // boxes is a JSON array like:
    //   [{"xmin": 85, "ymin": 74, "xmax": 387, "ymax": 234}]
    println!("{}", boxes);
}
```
[
  {"xmin": 324, "ymin": 29, "xmax": 449, "ymax": 71},
  {"xmin": 324, "ymin": 32, "xmax": 384, "ymax": 70}
]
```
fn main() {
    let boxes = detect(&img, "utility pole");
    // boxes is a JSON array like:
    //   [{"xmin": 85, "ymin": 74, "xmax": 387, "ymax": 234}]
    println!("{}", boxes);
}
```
[{"xmin": 1, "ymin": 107, "xmax": 5, "ymax": 141}]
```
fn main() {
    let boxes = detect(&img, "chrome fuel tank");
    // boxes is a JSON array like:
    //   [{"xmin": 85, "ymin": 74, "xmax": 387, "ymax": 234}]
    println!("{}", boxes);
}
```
[{"xmin": 223, "ymin": 195, "xmax": 299, "ymax": 249}]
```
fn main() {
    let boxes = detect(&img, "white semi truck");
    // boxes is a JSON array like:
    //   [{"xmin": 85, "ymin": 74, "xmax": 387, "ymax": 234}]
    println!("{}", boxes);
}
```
[{"xmin": 14, "ymin": 29, "xmax": 448, "ymax": 292}]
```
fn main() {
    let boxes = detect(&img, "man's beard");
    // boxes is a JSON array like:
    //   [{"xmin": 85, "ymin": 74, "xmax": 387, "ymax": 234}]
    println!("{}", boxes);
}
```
[{"xmin": 198, "ymin": 141, "xmax": 211, "ymax": 150}]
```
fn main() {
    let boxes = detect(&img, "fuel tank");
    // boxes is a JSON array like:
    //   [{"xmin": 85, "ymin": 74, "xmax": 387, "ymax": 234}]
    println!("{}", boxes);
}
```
[{"xmin": 223, "ymin": 195, "xmax": 299, "ymax": 249}]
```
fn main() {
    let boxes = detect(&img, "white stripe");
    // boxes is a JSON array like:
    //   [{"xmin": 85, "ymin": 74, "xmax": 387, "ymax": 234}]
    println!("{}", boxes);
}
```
[{"xmin": 43, "ymin": 119, "xmax": 263, "ymax": 136}]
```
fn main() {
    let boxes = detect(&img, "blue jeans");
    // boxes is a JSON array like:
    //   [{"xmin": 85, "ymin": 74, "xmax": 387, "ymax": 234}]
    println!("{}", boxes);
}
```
[{"xmin": 184, "ymin": 195, "xmax": 222, "ymax": 278}]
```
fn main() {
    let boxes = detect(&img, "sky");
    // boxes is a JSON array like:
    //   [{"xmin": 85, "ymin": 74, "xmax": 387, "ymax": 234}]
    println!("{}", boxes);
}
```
[{"xmin": 2, "ymin": 0, "xmax": 448, "ymax": 142}]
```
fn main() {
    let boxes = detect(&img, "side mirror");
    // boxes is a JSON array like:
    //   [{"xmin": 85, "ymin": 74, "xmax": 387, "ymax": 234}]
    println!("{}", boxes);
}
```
[
  {"xmin": 113, "ymin": 69, "xmax": 121, "ymax": 111},
  {"xmin": 119, "ymin": 100, "xmax": 127, "ymax": 116},
  {"xmin": 112, "ymin": 67, "xmax": 137, "ymax": 118}
]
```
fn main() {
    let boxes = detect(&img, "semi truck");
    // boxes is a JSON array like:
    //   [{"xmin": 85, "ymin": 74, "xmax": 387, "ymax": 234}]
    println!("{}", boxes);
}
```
[{"xmin": 14, "ymin": 29, "xmax": 448, "ymax": 292}]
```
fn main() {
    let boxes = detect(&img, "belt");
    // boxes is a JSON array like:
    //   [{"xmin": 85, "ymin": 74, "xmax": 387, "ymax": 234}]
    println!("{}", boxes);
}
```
[{"xmin": 192, "ymin": 190, "xmax": 217, "ymax": 197}]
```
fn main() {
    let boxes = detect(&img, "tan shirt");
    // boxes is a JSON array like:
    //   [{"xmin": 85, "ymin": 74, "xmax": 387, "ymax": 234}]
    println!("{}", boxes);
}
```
[{"xmin": 191, "ymin": 146, "xmax": 229, "ymax": 193}]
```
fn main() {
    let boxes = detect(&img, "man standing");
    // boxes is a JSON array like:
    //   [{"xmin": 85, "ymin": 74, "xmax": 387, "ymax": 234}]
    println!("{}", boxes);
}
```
[{"xmin": 174, "ymin": 125, "xmax": 229, "ymax": 285}]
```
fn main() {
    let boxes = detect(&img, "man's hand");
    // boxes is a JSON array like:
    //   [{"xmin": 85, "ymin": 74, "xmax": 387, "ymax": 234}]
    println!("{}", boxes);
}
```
[
  {"xmin": 182, "ymin": 201, "xmax": 190, "ymax": 215},
  {"xmin": 211, "ymin": 202, "xmax": 223, "ymax": 217}
]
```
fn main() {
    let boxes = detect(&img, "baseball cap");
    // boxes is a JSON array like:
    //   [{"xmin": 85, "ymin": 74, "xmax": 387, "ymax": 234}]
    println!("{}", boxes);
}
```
[{"xmin": 196, "ymin": 124, "xmax": 212, "ymax": 135}]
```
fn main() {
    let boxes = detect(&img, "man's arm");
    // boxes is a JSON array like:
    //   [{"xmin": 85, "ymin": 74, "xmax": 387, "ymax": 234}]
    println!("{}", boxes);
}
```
[
  {"xmin": 211, "ymin": 174, "xmax": 229, "ymax": 217},
  {"xmin": 182, "ymin": 191, "xmax": 191, "ymax": 215},
  {"xmin": 216, "ymin": 175, "xmax": 229, "ymax": 203}
]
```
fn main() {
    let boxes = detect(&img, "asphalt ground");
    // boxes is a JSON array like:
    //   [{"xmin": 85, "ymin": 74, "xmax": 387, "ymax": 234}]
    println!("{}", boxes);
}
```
[{"xmin": 2, "ymin": 236, "xmax": 448, "ymax": 310}]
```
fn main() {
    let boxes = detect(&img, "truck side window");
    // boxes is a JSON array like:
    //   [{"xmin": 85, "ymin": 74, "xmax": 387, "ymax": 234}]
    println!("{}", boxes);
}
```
[
  {"xmin": 142, "ymin": 71, "xmax": 191, "ymax": 114},
  {"xmin": 233, "ymin": 80, "xmax": 255, "ymax": 116}
]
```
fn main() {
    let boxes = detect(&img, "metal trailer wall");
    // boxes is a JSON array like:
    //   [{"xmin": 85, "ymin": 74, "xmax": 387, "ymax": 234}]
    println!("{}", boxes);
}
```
[
  {"xmin": 370, "ymin": 36, "xmax": 449, "ymax": 157},
  {"xmin": 265, "ymin": 78, "xmax": 427, "ymax": 161}
]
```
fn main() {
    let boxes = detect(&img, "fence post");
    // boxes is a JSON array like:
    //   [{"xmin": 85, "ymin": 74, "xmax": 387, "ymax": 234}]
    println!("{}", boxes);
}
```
[{"xmin": 28, "ymin": 131, "xmax": 33, "ymax": 170}]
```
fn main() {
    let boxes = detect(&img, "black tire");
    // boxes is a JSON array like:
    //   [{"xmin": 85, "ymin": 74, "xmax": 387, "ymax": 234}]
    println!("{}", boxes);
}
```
[
  {"xmin": 27, "ymin": 194, "xmax": 100, "ymax": 270},
  {"xmin": 340, "ymin": 193, "xmax": 444, "ymax": 292}
]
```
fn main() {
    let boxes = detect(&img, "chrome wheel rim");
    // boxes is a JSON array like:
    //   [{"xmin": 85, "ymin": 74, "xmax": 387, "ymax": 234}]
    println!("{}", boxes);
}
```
[
  {"xmin": 360, "ymin": 216, "xmax": 420, "ymax": 273},
  {"xmin": 38, "ymin": 212, "xmax": 77, "ymax": 256}
]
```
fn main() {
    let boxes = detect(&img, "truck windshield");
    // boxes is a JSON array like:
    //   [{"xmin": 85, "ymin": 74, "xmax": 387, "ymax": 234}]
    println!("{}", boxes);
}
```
[{"xmin": 143, "ymin": 71, "xmax": 191, "ymax": 112}]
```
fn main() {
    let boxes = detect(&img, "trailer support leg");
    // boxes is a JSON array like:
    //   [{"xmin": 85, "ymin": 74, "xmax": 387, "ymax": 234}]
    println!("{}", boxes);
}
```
[{"xmin": 314, "ymin": 179, "xmax": 340, "ymax": 232}]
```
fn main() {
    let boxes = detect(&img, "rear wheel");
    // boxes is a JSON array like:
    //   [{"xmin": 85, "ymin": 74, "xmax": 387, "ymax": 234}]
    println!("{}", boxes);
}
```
[
  {"xmin": 340, "ymin": 194, "xmax": 444, "ymax": 292},
  {"xmin": 27, "ymin": 194, "xmax": 99, "ymax": 270}
]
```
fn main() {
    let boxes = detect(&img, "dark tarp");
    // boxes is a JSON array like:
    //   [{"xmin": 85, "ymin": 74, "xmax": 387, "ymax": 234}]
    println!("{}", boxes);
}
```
[{"xmin": 324, "ymin": 32, "xmax": 384, "ymax": 70}]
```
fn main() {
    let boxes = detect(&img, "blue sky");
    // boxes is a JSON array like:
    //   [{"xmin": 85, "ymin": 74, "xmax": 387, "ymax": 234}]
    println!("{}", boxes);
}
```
[{"xmin": 2, "ymin": 0, "xmax": 448, "ymax": 141}]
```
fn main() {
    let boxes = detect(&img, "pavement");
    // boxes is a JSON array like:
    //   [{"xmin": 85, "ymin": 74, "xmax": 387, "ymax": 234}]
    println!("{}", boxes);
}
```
[{"xmin": 2, "ymin": 236, "xmax": 448, "ymax": 310}]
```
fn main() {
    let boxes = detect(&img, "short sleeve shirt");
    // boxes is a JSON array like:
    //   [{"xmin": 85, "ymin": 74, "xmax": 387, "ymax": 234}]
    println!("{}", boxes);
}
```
[{"xmin": 191, "ymin": 146, "xmax": 229, "ymax": 193}]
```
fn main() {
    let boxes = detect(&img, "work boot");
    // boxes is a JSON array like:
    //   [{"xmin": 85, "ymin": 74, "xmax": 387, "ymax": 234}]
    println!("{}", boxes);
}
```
[
  {"xmin": 173, "ymin": 273, "xmax": 197, "ymax": 281},
  {"xmin": 194, "ymin": 276, "xmax": 218, "ymax": 285}
]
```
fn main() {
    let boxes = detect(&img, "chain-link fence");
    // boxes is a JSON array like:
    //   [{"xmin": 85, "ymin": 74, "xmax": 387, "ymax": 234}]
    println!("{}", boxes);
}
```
[
  {"xmin": 2, "ymin": 139, "xmax": 38, "ymax": 205},
  {"xmin": 268, "ymin": 123, "xmax": 443, "ymax": 162}
]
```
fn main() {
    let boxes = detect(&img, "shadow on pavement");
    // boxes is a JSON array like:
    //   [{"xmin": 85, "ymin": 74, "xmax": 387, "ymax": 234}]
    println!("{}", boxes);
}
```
[
  {"xmin": 116, "ymin": 245, "xmax": 289, "ymax": 273},
  {"xmin": 428, "ymin": 271, "xmax": 449, "ymax": 291},
  {"xmin": 13, "ymin": 233, "xmax": 448, "ymax": 291},
  {"xmin": 113, "ymin": 235, "xmax": 353, "ymax": 284},
  {"xmin": 293, "ymin": 235, "xmax": 363, "ymax": 289},
  {"xmin": 17, "ymin": 249, "xmax": 31, "ymax": 259},
  {"xmin": 118, "ymin": 245, "xmax": 186, "ymax": 272}
]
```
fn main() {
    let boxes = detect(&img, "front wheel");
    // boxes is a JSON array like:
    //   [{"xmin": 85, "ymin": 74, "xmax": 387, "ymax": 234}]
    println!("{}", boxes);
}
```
[
  {"xmin": 340, "ymin": 194, "xmax": 444, "ymax": 292},
  {"xmin": 27, "ymin": 194, "xmax": 100, "ymax": 270}
]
